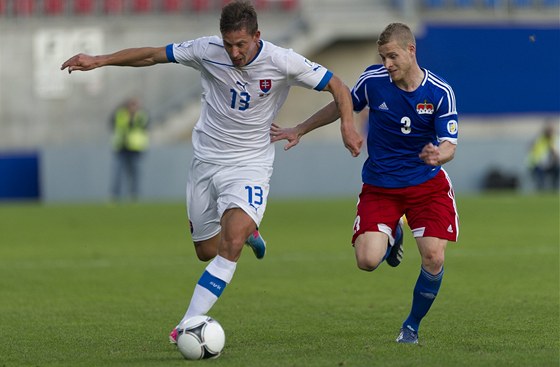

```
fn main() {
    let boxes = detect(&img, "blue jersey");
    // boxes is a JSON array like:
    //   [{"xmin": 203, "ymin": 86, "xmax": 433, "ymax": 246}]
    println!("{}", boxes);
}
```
[{"xmin": 351, "ymin": 65, "xmax": 458, "ymax": 188}]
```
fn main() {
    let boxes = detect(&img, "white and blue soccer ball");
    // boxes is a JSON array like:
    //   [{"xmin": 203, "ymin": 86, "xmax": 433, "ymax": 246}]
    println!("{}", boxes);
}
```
[{"xmin": 177, "ymin": 315, "xmax": 225, "ymax": 360}]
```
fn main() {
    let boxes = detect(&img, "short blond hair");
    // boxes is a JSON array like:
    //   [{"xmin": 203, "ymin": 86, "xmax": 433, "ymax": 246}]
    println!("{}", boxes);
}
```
[{"xmin": 377, "ymin": 23, "xmax": 415, "ymax": 49}]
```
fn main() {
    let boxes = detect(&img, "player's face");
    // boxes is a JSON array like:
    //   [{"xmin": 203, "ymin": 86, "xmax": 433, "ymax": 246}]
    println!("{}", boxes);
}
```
[
  {"xmin": 378, "ymin": 40, "xmax": 414, "ymax": 82},
  {"xmin": 222, "ymin": 29, "xmax": 261, "ymax": 68}
]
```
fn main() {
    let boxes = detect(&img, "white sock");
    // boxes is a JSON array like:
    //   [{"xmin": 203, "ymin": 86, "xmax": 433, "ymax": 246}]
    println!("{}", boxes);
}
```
[{"xmin": 179, "ymin": 255, "xmax": 237, "ymax": 325}]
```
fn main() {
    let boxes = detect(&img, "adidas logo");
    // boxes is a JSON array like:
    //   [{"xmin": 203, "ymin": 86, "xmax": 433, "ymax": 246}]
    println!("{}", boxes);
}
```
[
  {"xmin": 378, "ymin": 102, "xmax": 389, "ymax": 110},
  {"xmin": 447, "ymin": 225, "xmax": 453, "ymax": 233}
]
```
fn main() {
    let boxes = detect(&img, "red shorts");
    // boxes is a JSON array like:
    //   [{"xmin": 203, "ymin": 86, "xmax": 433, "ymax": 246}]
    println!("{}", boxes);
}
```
[{"xmin": 352, "ymin": 169, "xmax": 459, "ymax": 244}]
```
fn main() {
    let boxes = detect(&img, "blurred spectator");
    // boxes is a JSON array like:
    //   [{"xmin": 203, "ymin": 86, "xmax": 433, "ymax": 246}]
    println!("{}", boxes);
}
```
[
  {"xmin": 527, "ymin": 121, "xmax": 559, "ymax": 191},
  {"xmin": 110, "ymin": 98, "xmax": 149, "ymax": 201}
]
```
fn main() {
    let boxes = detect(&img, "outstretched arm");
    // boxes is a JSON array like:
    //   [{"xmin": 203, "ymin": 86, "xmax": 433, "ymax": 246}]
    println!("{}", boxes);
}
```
[
  {"xmin": 270, "ymin": 75, "xmax": 363, "ymax": 156},
  {"xmin": 61, "ymin": 46, "xmax": 169, "ymax": 73}
]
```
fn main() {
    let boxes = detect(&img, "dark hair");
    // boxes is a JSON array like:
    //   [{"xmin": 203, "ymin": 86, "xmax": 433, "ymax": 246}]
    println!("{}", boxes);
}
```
[
  {"xmin": 377, "ymin": 22, "xmax": 415, "ymax": 49},
  {"xmin": 220, "ymin": 1, "xmax": 258, "ymax": 35}
]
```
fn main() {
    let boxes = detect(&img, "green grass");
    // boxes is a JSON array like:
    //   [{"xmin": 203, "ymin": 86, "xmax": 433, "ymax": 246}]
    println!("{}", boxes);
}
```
[{"xmin": 0, "ymin": 194, "xmax": 558, "ymax": 366}]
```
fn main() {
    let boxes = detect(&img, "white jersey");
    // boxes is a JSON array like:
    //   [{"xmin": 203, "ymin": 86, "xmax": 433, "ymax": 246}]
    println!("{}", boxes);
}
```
[{"xmin": 166, "ymin": 36, "xmax": 333, "ymax": 166}]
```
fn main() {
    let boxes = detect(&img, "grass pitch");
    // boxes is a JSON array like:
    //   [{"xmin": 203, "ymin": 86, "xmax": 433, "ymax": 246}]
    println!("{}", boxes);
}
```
[{"xmin": 0, "ymin": 194, "xmax": 558, "ymax": 366}]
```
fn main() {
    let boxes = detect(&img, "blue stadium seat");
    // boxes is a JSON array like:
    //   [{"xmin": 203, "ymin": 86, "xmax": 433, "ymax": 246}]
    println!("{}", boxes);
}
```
[
  {"xmin": 542, "ymin": 0, "xmax": 559, "ymax": 6},
  {"xmin": 511, "ymin": 0, "xmax": 532, "ymax": 7},
  {"xmin": 424, "ymin": 0, "xmax": 445, "ymax": 8},
  {"xmin": 482, "ymin": 0, "xmax": 502, "ymax": 8},
  {"xmin": 455, "ymin": 0, "xmax": 475, "ymax": 7}
]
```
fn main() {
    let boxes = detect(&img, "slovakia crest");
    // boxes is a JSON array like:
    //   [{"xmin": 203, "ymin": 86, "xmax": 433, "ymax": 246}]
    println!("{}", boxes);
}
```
[
  {"xmin": 416, "ymin": 100, "xmax": 434, "ymax": 115},
  {"xmin": 260, "ymin": 79, "xmax": 272, "ymax": 94}
]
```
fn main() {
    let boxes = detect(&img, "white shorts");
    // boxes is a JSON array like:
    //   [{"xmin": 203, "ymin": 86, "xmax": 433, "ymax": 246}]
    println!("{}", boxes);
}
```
[{"xmin": 186, "ymin": 158, "xmax": 273, "ymax": 242}]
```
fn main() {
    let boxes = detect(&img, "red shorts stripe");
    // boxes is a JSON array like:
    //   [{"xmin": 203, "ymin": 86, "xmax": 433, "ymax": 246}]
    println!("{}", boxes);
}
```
[{"xmin": 352, "ymin": 169, "xmax": 459, "ymax": 244}]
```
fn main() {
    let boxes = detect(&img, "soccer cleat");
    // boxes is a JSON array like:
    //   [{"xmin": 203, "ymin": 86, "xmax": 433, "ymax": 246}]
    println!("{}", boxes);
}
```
[
  {"xmin": 245, "ymin": 230, "xmax": 266, "ymax": 259},
  {"xmin": 169, "ymin": 327, "xmax": 178, "ymax": 345},
  {"xmin": 396, "ymin": 325, "xmax": 419, "ymax": 344},
  {"xmin": 386, "ymin": 219, "xmax": 404, "ymax": 267}
]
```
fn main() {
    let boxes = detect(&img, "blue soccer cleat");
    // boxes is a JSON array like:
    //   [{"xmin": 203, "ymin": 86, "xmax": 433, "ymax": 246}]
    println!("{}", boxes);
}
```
[
  {"xmin": 386, "ymin": 218, "xmax": 404, "ymax": 267},
  {"xmin": 245, "ymin": 230, "xmax": 266, "ymax": 259},
  {"xmin": 396, "ymin": 325, "xmax": 418, "ymax": 344}
]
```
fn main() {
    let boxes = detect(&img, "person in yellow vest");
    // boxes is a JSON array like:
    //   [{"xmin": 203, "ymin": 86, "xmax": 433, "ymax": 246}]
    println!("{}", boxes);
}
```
[
  {"xmin": 110, "ymin": 98, "xmax": 149, "ymax": 201},
  {"xmin": 527, "ymin": 121, "xmax": 559, "ymax": 192}
]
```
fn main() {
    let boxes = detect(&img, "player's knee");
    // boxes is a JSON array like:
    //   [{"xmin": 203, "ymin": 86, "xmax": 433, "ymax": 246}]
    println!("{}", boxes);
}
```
[
  {"xmin": 194, "ymin": 242, "xmax": 217, "ymax": 262},
  {"xmin": 356, "ymin": 256, "xmax": 382, "ymax": 272},
  {"xmin": 422, "ymin": 251, "xmax": 445, "ymax": 273}
]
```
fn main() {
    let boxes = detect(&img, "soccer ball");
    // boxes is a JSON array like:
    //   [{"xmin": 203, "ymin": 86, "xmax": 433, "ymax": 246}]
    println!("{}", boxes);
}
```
[{"xmin": 176, "ymin": 315, "xmax": 225, "ymax": 360}]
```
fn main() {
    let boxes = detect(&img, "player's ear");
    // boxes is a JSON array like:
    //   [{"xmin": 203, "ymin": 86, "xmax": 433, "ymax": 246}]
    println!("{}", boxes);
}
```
[{"xmin": 407, "ymin": 43, "xmax": 416, "ymax": 55}]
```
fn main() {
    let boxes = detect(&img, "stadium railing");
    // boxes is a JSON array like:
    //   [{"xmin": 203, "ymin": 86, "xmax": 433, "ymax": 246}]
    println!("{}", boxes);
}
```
[{"xmin": 0, "ymin": 0, "xmax": 301, "ymax": 16}]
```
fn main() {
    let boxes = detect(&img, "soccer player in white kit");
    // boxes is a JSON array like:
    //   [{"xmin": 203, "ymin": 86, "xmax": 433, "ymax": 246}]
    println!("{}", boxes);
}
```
[{"xmin": 61, "ymin": 0, "xmax": 363, "ymax": 343}]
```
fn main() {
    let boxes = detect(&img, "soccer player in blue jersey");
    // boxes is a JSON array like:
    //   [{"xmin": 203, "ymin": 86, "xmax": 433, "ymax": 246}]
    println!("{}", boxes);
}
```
[
  {"xmin": 271, "ymin": 22, "xmax": 459, "ymax": 344},
  {"xmin": 61, "ymin": 0, "xmax": 363, "ymax": 344}
]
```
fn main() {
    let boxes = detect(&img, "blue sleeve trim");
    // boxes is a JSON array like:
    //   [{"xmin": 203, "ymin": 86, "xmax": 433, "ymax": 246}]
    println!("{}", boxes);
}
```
[
  {"xmin": 166, "ymin": 44, "xmax": 177, "ymax": 63},
  {"xmin": 314, "ymin": 70, "xmax": 333, "ymax": 91},
  {"xmin": 197, "ymin": 271, "xmax": 227, "ymax": 297}
]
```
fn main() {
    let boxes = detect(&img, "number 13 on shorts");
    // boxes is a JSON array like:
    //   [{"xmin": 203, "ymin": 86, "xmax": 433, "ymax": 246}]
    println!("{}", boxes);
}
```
[{"xmin": 245, "ymin": 185, "xmax": 263, "ymax": 207}]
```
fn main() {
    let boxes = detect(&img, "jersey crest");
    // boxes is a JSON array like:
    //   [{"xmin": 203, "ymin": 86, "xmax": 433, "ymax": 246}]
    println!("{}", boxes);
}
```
[
  {"xmin": 416, "ymin": 100, "xmax": 434, "ymax": 115},
  {"xmin": 259, "ymin": 79, "xmax": 272, "ymax": 94}
]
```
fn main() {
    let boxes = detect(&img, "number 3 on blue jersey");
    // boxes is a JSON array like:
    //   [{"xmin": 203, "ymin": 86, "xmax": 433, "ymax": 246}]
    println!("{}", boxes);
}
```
[
  {"xmin": 230, "ymin": 89, "xmax": 251, "ymax": 111},
  {"xmin": 400, "ymin": 116, "xmax": 412, "ymax": 134}
]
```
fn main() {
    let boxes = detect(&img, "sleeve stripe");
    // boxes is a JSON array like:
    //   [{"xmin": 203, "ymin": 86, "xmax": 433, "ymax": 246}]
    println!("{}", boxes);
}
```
[
  {"xmin": 427, "ymin": 73, "xmax": 457, "ymax": 114},
  {"xmin": 353, "ymin": 67, "xmax": 387, "ymax": 93},
  {"xmin": 166, "ymin": 44, "xmax": 177, "ymax": 63},
  {"xmin": 314, "ymin": 70, "xmax": 333, "ymax": 91}
]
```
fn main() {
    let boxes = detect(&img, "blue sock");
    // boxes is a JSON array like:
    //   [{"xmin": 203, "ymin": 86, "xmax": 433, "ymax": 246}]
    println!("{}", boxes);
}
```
[{"xmin": 403, "ymin": 266, "xmax": 444, "ymax": 332}]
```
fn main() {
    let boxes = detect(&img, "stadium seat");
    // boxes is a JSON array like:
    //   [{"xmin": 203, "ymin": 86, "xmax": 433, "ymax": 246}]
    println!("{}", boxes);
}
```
[
  {"xmin": 542, "ymin": 0, "xmax": 559, "ymax": 6},
  {"xmin": 423, "ymin": 0, "xmax": 445, "ymax": 8},
  {"xmin": 190, "ymin": 0, "xmax": 211, "ymax": 11},
  {"xmin": 281, "ymin": 0, "xmax": 298, "ymax": 10},
  {"xmin": 73, "ymin": 0, "xmax": 95, "ymax": 14},
  {"xmin": 14, "ymin": 0, "xmax": 34, "ymax": 15},
  {"xmin": 482, "ymin": 0, "xmax": 502, "ymax": 7},
  {"xmin": 44, "ymin": 0, "xmax": 65, "ymax": 15},
  {"xmin": 512, "ymin": 0, "xmax": 532, "ymax": 7},
  {"xmin": 104, "ymin": 0, "xmax": 124, "ymax": 14},
  {"xmin": 254, "ymin": 0, "xmax": 269, "ymax": 9},
  {"xmin": 162, "ymin": 0, "xmax": 183, "ymax": 12},
  {"xmin": 132, "ymin": 0, "xmax": 152, "ymax": 13},
  {"xmin": 455, "ymin": 0, "xmax": 475, "ymax": 7}
]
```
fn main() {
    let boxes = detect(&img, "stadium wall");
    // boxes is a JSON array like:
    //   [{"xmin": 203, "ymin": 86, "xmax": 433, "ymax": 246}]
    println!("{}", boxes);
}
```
[{"xmin": 38, "ymin": 130, "xmax": 543, "ymax": 203}]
